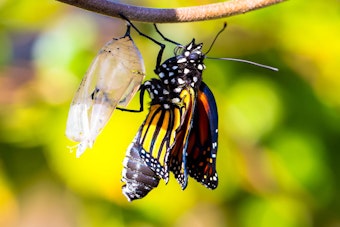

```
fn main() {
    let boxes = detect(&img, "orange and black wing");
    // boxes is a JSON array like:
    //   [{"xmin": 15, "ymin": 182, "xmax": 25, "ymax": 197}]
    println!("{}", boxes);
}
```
[
  {"xmin": 134, "ymin": 103, "xmax": 183, "ymax": 182},
  {"xmin": 186, "ymin": 82, "xmax": 218, "ymax": 189},
  {"xmin": 122, "ymin": 80, "xmax": 185, "ymax": 201}
]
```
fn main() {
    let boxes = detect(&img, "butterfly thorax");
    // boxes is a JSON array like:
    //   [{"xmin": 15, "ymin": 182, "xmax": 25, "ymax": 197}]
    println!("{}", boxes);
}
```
[{"xmin": 147, "ymin": 39, "xmax": 206, "ymax": 109}]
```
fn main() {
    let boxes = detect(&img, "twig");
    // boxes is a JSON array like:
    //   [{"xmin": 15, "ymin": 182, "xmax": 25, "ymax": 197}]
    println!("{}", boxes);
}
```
[{"xmin": 56, "ymin": 0, "xmax": 285, "ymax": 23}]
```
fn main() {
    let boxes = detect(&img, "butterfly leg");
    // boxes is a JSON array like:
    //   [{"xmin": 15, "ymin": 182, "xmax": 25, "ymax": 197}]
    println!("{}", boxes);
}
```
[
  {"xmin": 153, "ymin": 24, "xmax": 181, "ymax": 46},
  {"xmin": 116, "ymin": 85, "xmax": 147, "ymax": 113}
]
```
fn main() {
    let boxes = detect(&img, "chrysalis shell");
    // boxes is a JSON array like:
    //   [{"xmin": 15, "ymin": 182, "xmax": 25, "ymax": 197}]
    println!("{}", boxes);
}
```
[{"xmin": 66, "ymin": 26, "xmax": 145, "ymax": 157}]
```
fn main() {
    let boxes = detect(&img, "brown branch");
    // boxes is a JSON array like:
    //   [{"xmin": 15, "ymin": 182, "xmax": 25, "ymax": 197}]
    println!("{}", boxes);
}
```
[{"xmin": 56, "ymin": 0, "xmax": 285, "ymax": 23}]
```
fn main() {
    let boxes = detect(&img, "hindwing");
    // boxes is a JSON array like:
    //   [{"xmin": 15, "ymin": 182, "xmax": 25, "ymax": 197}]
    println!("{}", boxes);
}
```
[
  {"xmin": 186, "ymin": 82, "xmax": 218, "ymax": 189},
  {"xmin": 169, "ymin": 82, "xmax": 218, "ymax": 189}
]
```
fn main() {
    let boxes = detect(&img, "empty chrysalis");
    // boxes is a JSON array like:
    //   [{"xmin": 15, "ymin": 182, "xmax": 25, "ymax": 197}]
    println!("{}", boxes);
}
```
[{"xmin": 66, "ymin": 24, "xmax": 145, "ymax": 157}]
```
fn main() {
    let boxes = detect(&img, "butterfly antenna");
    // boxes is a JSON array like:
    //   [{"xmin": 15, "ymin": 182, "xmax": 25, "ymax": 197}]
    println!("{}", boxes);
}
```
[
  {"xmin": 207, "ymin": 57, "xmax": 278, "ymax": 71},
  {"xmin": 205, "ymin": 22, "xmax": 227, "ymax": 55}
]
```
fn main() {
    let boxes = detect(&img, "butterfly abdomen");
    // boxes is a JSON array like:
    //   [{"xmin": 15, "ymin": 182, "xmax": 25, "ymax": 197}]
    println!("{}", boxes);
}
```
[{"xmin": 122, "ymin": 142, "xmax": 160, "ymax": 201}]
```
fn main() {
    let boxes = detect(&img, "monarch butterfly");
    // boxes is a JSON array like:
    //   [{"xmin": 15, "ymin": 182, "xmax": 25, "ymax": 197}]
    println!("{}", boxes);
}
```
[
  {"xmin": 120, "ymin": 20, "xmax": 222, "ymax": 201},
  {"xmin": 66, "ymin": 25, "xmax": 145, "ymax": 157}
]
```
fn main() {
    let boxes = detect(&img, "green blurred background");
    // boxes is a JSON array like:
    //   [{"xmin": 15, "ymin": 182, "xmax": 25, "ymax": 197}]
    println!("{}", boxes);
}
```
[{"xmin": 1, "ymin": 0, "xmax": 340, "ymax": 226}]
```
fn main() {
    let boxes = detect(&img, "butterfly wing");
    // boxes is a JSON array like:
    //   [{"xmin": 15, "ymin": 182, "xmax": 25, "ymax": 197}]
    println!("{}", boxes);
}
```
[
  {"xmin": 122, "ymin": 79, "xmax": 185, "ymax": 201},
  {"xmin": 127, "ymin": 79, "xmax": 187, "ymax": 182},
  {"xmin": 134, "ymin": 103, "xmax": 182, "ymax": 182},
  {"xmin": 186, "ymin": 82, "xmax": 218, "ymax": 189},
  {"xmin": 168, "ymin": 87, "xmax": 196, "ymax": 189}
]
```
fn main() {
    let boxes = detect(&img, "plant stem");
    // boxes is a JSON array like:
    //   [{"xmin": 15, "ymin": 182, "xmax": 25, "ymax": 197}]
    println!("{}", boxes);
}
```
[{"xmin": 56, "ymin": 0, "xmax": 286, "ymax": 23}]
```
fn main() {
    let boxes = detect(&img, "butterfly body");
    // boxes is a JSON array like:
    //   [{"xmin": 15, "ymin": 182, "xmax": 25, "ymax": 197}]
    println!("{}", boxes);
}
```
[
  {"xmin": 154, "ymin": 40, "xmax": 205, "ymax": 92},
  {"xmin": 122, "ymin": 38, "xmax": 218, "ymax": 201},
  {"xmin": 122, "ymin": 141, "xmax": 160, "ymax": 201}
]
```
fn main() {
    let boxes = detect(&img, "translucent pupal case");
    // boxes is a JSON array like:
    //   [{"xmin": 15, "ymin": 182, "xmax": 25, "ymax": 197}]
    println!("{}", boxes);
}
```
[{"xmin": 66, "ymin": 26, "xmax": 145, "ymax": 157}]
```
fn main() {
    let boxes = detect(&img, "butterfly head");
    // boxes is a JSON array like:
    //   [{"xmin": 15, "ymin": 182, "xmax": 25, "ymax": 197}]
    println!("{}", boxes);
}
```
[
  {"xmin": 155, "ymin": 39, "xmax": 207, "ymax": 91},
  {"xmin": 175, "ymin": 39, "xmax": 206, "ymax": 73}
]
